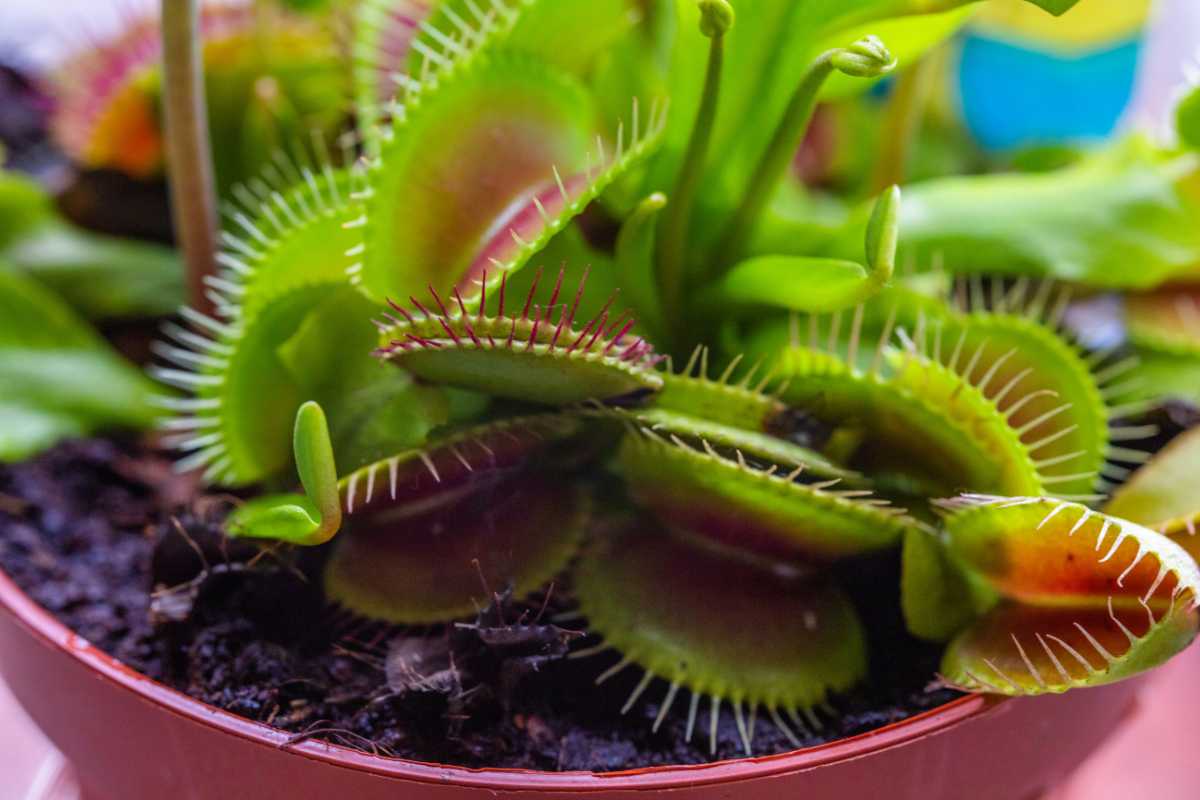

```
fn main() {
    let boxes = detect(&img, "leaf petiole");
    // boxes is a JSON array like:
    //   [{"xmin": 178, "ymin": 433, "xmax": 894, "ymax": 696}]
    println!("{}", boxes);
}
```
[
  {"xmin": 714, "ymin": 35, "xmax": 896, "ymax": 269},
  {"xmin": 655, "ymin": 0, "xmax": 734, "ymax": 343}
]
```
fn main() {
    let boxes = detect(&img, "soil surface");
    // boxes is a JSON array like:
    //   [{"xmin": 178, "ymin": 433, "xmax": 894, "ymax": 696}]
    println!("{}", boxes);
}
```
[{"xmin": 0, "ymin": 437, "xmax": 965, "ymax": 771}]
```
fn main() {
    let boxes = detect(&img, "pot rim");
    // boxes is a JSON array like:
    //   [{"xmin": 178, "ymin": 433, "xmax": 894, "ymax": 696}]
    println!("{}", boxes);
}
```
[{"xmin": 0, "ymin": 568, "xmax": 1005, "ymax": 792}]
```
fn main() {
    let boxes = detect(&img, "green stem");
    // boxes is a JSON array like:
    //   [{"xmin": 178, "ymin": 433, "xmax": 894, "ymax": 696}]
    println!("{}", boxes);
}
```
[
  {"xmin": 871, "ymin": 56, "xmax": 935, "ymax": 192},
  {"xmin": 713, "ymin": 52, "xmax": 836, "ymax": 269},
  {"xmin": 656, "ymin": 0, "xmax": 732, "ymax": 343},
  {"xmin": 161, "ymin": 0, "xmax": 219, "ymax": 315},
  {"xmin": 714, "ymin": 35, "xmax": 895, "ymax": 269}
]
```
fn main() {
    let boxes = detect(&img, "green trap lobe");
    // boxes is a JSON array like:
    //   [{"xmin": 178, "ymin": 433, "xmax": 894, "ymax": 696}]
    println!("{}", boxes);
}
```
[
  {"xmin": 934, "ymin": 496, "xmax": 1200, "ymax": 695},
  {"xmin": 360, "ymin": 54, "xmax": 594, "ymax": 304},
  {"xmin": 375, "ymin": 279, "xmax": 663, "ymax": 406},
  {"xmin": 942, "ymin": 599, "xmax": 1198, "ymax": 695},
  {"xmin": 574, "ymin": 521, "xmax": 866, "ymax": 711}
]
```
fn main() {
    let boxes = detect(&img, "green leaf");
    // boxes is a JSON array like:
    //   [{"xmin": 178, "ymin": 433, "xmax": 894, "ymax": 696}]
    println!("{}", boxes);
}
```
[
  {"xmin": 714, "ymin": 256, "xmax": 874, "ymax": 312},
  {"xmin": 1106, "ymin": 426, "xmax": 1200, "ymax": 552},
  {"xmin": 4, "ymin": 223, "xmax": 183, "ymax": 320},
  {"xmin": 901, "ymin": 527, "xmax": 995, "ymax": 642},
  {"xmin": 226, "ymin": 401, "xmax": 343, "ymax": 545},
  {"xmin": 0, "ymin": 269, "xmax": 159, "ymax": 461},
  {"xmin": 1177, "ymin": 84, "xmax": 1200, "ymax": 151},
  {"xmin": 1025, "ymin": 0, "xmax": 1082, "ymax": 13},
  {"xmin": 836, "ymin": 138, "xmax": 1200, "ymax": 288},
  {"xmin": 615, "ymin": 192, "xmax": 668, "ymax": 340},
  {"xmin": 710, "ymin": 185, "xmax": 899, "ymax": 313},
  {"xmin": 0, "ymin": 170, "xmax": 52, "ymax": 250}
]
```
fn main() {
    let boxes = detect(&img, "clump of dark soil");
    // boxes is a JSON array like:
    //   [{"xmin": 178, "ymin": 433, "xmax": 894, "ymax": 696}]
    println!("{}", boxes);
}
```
[{"xmin": 0, "ymin": 437, "xmax": 959, "ymax": 771}]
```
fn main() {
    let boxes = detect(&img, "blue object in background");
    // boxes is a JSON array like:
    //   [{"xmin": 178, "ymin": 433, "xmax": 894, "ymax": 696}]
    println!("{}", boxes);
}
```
[{"xmin": 958, "ymin": 33, "xmax": 1142, "ymax": 151}]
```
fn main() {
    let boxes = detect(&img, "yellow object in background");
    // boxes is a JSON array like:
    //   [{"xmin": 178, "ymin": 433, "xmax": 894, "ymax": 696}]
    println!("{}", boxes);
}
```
[{"xmin": 974, "ymin": 0, "xmax": 1151, "ymax": 50}]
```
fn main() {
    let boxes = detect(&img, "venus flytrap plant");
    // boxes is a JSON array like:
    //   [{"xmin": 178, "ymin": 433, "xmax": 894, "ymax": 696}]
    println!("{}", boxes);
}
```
[
  {"xmin": 6, "ymin": 0, "xmax": 1194, "ymax": 763},
  {"xmin": 0, "ymin": 271, "xmax": 161, "ymax": 461}
]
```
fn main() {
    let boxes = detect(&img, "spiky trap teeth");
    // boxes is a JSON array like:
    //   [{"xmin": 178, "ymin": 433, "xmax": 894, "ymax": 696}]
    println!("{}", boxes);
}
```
[
  {"xmin": 374, "ymin": 268, "xmax": 663, "ymax": 405},
  {"xmin": 337, "ymin": 413, "xmax": 582, "ymax": 515},
  {"xmin": 572, "ymin": 520, "xmax": 866, "ymax": 756}
]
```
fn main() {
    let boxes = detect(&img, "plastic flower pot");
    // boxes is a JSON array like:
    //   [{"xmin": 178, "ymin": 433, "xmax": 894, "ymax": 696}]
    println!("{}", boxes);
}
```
[{"xmin": 0, "ymin": 569, "xmax": 1141, "ymax": 800}]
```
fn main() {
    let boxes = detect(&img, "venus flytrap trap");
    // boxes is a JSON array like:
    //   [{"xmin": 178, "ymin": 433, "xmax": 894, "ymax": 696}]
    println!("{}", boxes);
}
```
[
  {"xmin": 325, "ymin": 413, "xmax": 590, "ymax": 623},
  {"xmin": 573, "ymin": 521, "xmax": 867, "ymax": 756},
  {"xmin": 617, "ymin": 345, "xmax": 852, "ymax": 480},
  {"xmin": 909, "ymin": 496, "xmax": 1200, "ymax": 695},
  {"xmin": 374, "ymin": 274, "xmax": 663, "ymax": 405}
]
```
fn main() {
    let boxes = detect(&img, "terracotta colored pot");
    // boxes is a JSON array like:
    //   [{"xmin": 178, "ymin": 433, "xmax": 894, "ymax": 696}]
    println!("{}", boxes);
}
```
[{"xmin": 0, "ymin": 569, "xmax": 1139, "ymax": 800}]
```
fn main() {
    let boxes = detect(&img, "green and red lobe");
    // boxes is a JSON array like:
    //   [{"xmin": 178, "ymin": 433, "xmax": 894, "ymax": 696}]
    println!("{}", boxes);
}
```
[
  {"xmin": 460, "ymin": 173, "xmax": 589, "ymax": 294},
  {"xmin": 325, "ymin": 473, "xmax": 587, "ymax": 623},
  {"xmin": 944, "ymin": 500, "xmax": 1195, "ymax": 607},
  {"xmin": 619, "ymin": 431, "xmax": 910, "ymax": 563},
  {"xmin": 933, "ymin": 498, "xmax": 1200, "ymax": 694},
  {"xmin": 360, "ymin": 55, "xmax": 595, "ymax": 304},
  {"xmin": 1126, "ymin": 285, "xmax": 1200, "ymax": 356}
]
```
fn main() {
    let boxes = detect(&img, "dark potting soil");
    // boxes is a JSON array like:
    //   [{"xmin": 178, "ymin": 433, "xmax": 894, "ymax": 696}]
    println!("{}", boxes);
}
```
[{"xmin": 0, "ymin": 437, "xmax": 964, "ymax": 771}]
